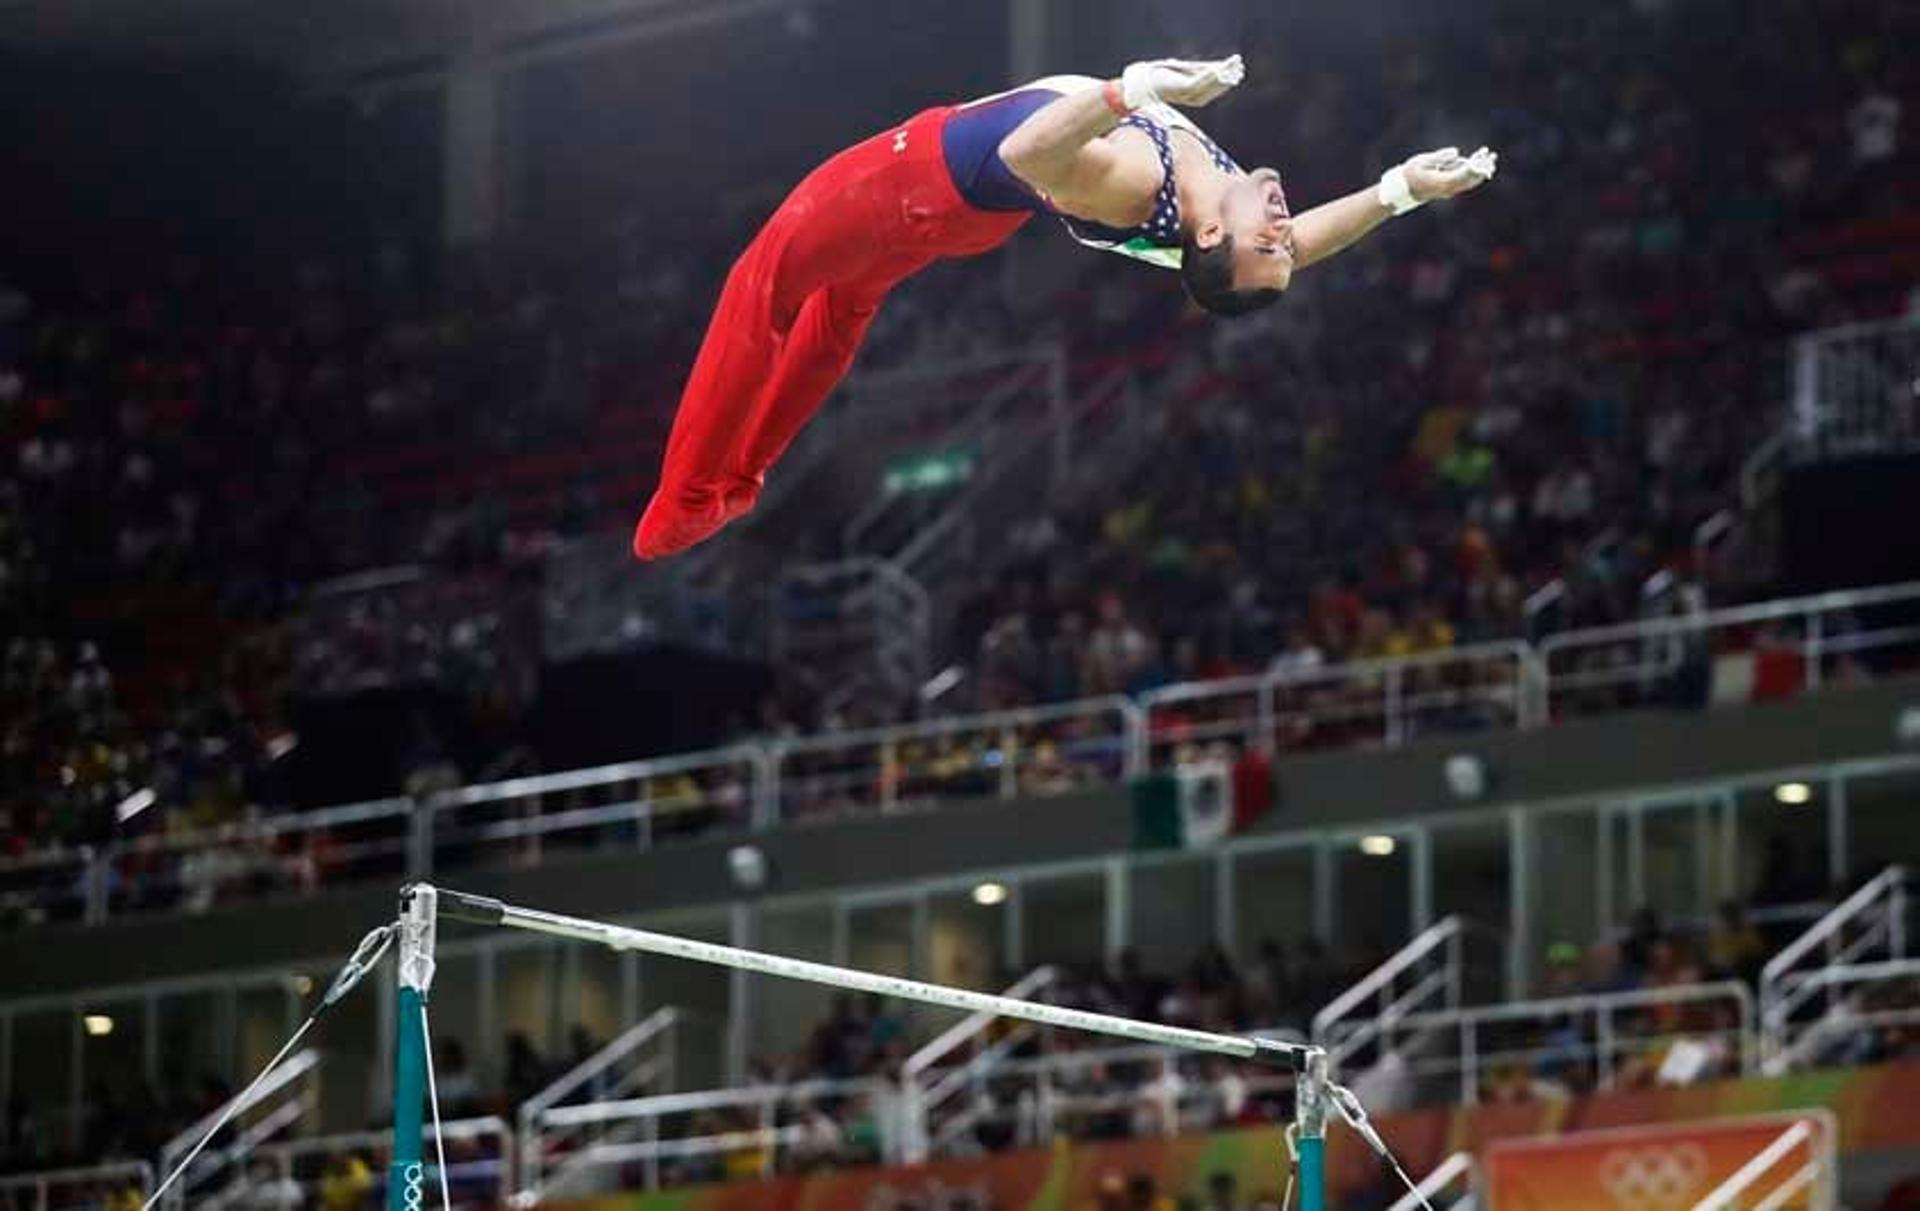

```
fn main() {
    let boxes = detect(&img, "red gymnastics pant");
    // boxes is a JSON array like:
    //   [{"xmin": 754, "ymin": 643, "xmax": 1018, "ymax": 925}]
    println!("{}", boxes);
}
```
[{"xmin": 633, "ymin": 106, "xmax": 1032, "ymax": 559}]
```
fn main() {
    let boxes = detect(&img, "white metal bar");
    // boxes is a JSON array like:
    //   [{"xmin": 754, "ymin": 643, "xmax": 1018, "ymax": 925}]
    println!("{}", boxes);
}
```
[
  {"xmin": 1375, "ymin": 980, "xmax": 1752, "ymax": 1032},
  {"xmin": 1313, "ymin": 917, "xmax": 1463, "ymax": 1039},
  {"xmin": 1692, "ymin": 1119, "xmax": 1816, "ymax": 1211},
  {"xmin": 1763, "ymin": 867, "xmax": 1906, "ymax": 987},
  {"xmin": 1388, "ymin": 1151, "xmax": 1473, "ymax": 1211},
  {"xmin": 1105, "ymin": 856, "xmax": 1129, "ymax": 959},
  {"xmin": 539, "ymin": 1076, "xmax": 890, "ymax": 1127},
  {"xmin": 1314, "ymin": 838, "xmax": 1335, "ymax": 944},
  {"xmin": 1216, "ymin": 849, "xmax": 1236, "ymax": 954},
  {"xmin": 523, "ymin": 1008, "xmax": 676, "ymax": 1117},
  {"xmin": 434, "ymin": 887, "xmax": 1301, "ymax": 1062},
  {"xmin": 1751, "ymin": 1161, "xmax": 1820, "ymax": 1211},
  {"xmin": 1541, "ymin": 580, "xmax": 1920, "ymax": 654},
  {"xmin": 1411, "ymin": 827, "xmax": 1433, "ymax": 934},
  {"xmin": 1828, "ymin": 775, "xmax": 1850, "ymax": 889},
  {"xmin": 904, "ymin": 967, "xmax": 1056, "ymax": 1081},
  {"xmin": 0, "ymin": 1162, "xmax": 154, "ymax": 1198}
]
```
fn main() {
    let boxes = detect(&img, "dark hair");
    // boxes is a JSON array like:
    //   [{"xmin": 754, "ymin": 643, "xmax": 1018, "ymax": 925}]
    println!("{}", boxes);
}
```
[{"xmin": 1179, "ymin": 231, "xmax": 1284, "ymax": 317}]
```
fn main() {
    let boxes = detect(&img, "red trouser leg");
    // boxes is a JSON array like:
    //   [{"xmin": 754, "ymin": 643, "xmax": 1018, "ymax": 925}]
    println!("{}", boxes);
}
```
[
  {"xmin": 729, "ymin": 283, "xmax": 886, "ymax": 494},
  {"xmin": 633, "ymin": 184, "xmax": 905, "ymax": 558},
  {"xmin": 634, "ymin": 105, "xmax": 1022, "ymax": 560}
]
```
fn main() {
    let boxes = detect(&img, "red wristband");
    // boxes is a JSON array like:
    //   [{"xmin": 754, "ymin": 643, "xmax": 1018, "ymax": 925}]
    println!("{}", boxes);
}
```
[{"xmin": 1103, "ymin": 78, "xmax": 1132, "ymax": 117}]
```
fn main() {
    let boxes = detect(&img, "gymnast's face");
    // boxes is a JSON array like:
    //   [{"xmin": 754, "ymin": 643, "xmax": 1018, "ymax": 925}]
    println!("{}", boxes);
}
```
[{"xmin": 1194, "ymin": 168, "xmax": 1296, "ymax": 291}]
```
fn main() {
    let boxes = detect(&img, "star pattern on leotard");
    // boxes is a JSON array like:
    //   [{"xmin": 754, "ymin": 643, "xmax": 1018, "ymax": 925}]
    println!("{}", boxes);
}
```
[
  {"xmin": 1121, "ymin": 115, "xmax": 1247, "ymax": 247},
  {"xmin": 1057, "ymin": 111, "xmax": 1260, "ymax": 265}
]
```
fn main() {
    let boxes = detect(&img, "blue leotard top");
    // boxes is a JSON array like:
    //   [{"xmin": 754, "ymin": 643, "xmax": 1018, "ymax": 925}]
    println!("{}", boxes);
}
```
[{"xmin": 940, "ymin": 74, "xmax": 1244, "ymax": 270}]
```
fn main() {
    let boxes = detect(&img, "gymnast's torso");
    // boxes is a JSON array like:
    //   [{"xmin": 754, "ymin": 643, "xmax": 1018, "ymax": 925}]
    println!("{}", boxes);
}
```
[{"xmin": 940, "ymin": 74, "xmax": 1247, "ymax": 269}]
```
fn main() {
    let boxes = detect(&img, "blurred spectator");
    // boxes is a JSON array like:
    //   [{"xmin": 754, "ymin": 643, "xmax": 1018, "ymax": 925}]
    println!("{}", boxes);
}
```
[
  {"xmin": 1705, "ymin": 900, "xmax": 1768, "ymax": 986},
  {"xmin": 317, "ymin": 1151, "xmax": 374, "ymax": 1210}
]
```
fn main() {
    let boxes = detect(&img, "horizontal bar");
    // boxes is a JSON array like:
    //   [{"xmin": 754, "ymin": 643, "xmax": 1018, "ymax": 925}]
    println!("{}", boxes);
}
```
[
  {"xmin": 429, "ymin": 886, "xmax": 1302, "ymax": 1063},
  {"xmin": 904, "ymin": 966, "xmax": 1058, "ymax": 1080}
]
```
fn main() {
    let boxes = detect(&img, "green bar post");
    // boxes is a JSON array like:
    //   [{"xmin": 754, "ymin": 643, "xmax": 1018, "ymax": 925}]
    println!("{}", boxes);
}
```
[
  {"xmin": 388, "ymin": 986, "xmax": 428, "ymax": 1211},
  {"xmin": 1296, "ymin": 1046, "xmax": 1330, "ymax": 1211},
  {"xmin": 389, "ymin": 886, "xmax": 438, "ymax": 1211},
  {"xmin": 1297, "ymin": 1135, "xmax": 1326, "ymax": 1211}
]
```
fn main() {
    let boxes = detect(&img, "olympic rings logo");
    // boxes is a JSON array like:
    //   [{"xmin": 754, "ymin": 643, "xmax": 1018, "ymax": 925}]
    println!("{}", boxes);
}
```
[
  {"xmin": 1596, "ymin": 1144, "xmax": 1709, "ymax": 1207},
  {"xmin": 401, "ymin": 1162, "xmax": 426, "ymax": 1211}
]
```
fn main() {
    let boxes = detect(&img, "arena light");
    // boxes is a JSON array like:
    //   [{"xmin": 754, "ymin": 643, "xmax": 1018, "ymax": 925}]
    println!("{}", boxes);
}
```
[
  {"xmin": 1359, "ymin": 834, "xmax": 1397, "ymax": 857},
  {"xmin": 919, "ymin": 664, "xmax": 965, "ymax": 705},
  {"xmin": 83, "ymin": 1014, "xmax": 114, "ymax": 1037},
  {"xmin": 115, "ymin": 787, "xmax": 157, "ymax": 823},
  {"xmin": 971, "ymin": 881, "xmax": 1008, "ymax": 906},
  {"xmin": 1897, "ymin": 706, "xmax": 1920, "ymax": 744},
  {"xmin": 1774, "ymin": 782, "xmax": 1813, "ymax": 806}
]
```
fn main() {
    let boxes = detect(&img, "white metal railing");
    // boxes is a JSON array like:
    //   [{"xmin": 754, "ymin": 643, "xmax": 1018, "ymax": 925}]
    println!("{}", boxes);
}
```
[
  {"xmin": 772, "ymin": 695, "xmax": 1143, "ymax": 820},
  {"xmin": 1327, "ymin": 982, "xmax": 1754, "ymax": 1106},
  {"xmin": 1312, "ymin": 916, "xmax": 1475, "ymax": 1071},
  {"xmin": 1139, "ymin": 641, "xmax": 1542, "ymax": 766},
  {"xmin": 1789, "ymin": 316, "xmax": 1920, "ymax": 459},
  {"xmin": 519, "ymin": 1076, "xmax": 895, "ymax": 1201},
  {"xmin": 1542, "ymin": 580, "xmax": 1920, "ymax": 714},
  {"xmin": 204, "ymin": 1116, "xmax": 513, "ymax": 1210},
  {"xmin": 1760, "ymin": 865, "xmax": 1910, "ymax": 1070},
  {"xmin": 10, "ymin": 582, "xmax": 1920, "ymax": 929},
  {"xmin": 0, "ymin": 1161, "xmax": 154, "ymax": 1211},
  {"xmin": 155, "ymin": 1047, "xmax": 322, "ymax": 1208},
  {"xmin": 1762, "ymin": 957, "xmax": 1920, "ymax": 1075},
  {"xmin": 0, "ymin": 845, "xmax": 100, "ymax": 926},
  {"xmin": 426, "ymin": 747, "xmax": 771, "ymax": 867},
  {"xmin": 913, "ymin": 1034, "xmax": 1299, "ymax": 1160},
  {"xmin": 106, "ymin": 797, "xmax": 414, "ymax": 918},
  {"xmin": 518, "ymin": 1007, "xmax": 679, "ymax": 1197},
  {"xmin": 1390, "ymin": 1152, "xmax": 1474, "ymax": 1211},
  {"xmin": 1692, "ymin": 1111, "xmax": 1838, "ymax": 1211},
  {"xmin": 900, "ymin": 966, "xmax": 1058, "ymax": 1163}
]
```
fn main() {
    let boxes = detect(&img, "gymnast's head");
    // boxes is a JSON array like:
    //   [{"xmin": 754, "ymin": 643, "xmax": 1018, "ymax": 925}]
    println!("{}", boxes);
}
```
[{"xmin": 1180, "ymin": 166, "xmax": 1292, "ymax": 317}]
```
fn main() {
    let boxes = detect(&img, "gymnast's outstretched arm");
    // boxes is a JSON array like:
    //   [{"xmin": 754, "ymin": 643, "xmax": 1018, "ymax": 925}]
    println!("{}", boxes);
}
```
[
  {"xmin": 1292, "ymin": 146, "xmax": 1499, "ymax": 269},
  {"xmin": 999, "ymin": 56, "xmax": 1246, "ymax": 203}
]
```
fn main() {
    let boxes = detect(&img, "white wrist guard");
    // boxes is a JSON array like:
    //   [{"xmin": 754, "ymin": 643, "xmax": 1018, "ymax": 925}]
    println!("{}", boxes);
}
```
[
  {"xmin": 1118, "ymin": 62, "xmax": 1161, "ymax": 112},
  {"xmin": 1376, "ymin": 164, "xmax": 1424, "ymax": 216}
]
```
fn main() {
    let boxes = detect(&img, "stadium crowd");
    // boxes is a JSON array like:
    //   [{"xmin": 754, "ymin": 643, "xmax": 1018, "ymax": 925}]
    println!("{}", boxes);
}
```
[
  {"xmin": 3, "ymin": 0, "xmax": 1920, "ymax": 1201},
  {"xmin": 947, "ymin": 0, "xmax": 1920, "ymax": 718},
  {"xmin": 2, "ymin": 0, "xmax": 1917, "ymax": 886}
]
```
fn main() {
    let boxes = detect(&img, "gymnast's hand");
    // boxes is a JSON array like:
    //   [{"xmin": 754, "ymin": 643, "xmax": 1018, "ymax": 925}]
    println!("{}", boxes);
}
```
[
  {"xmin": 1403, "ymin": 146, "xmax": 1499, "ymax": 202},
  {"xmin": 1119, "ymin": 54, "xmax": 1246, "ymax": 111}
]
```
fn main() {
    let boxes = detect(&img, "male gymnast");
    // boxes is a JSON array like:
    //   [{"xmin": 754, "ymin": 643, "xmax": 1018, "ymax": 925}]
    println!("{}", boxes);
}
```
[{"xmin": 634, "ymin": 55, "xmax": 1497, "ymax": 558}]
